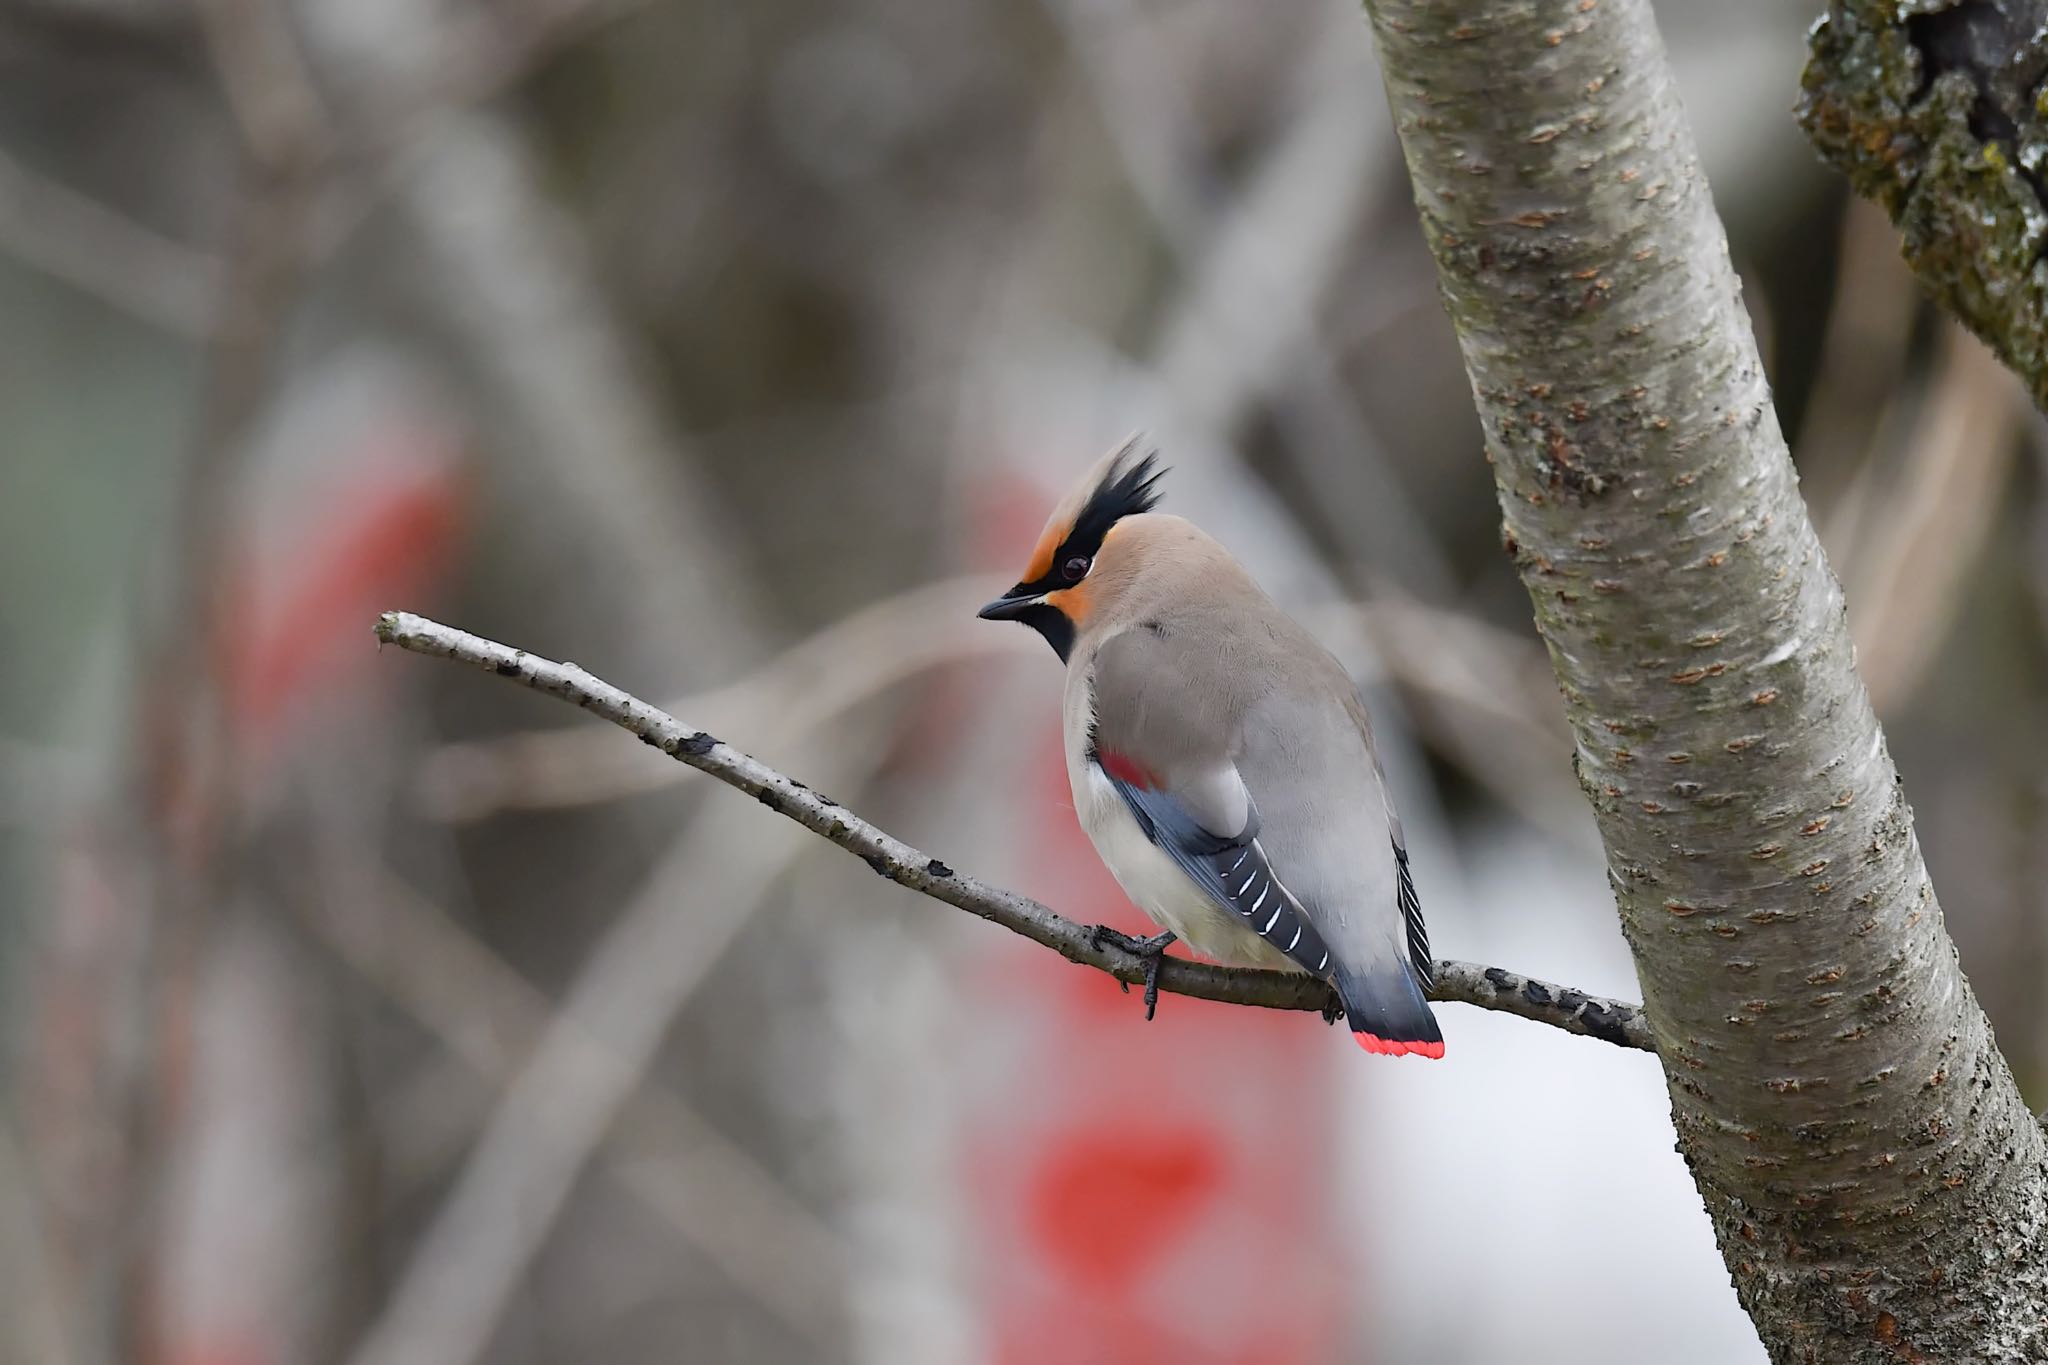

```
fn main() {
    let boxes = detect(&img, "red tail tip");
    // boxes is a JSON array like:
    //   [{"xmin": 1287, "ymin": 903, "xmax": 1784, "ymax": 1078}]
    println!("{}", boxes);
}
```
[{"xmin": 1354, "ymin": 1032, "xmax": 1445, "ymax": 1060}]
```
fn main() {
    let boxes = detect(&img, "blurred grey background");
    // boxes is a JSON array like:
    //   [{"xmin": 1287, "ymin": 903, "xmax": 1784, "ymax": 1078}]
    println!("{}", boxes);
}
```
[{"xmin": 2, "ymin": 1, "xmax": 2043, "ymax": 1362}]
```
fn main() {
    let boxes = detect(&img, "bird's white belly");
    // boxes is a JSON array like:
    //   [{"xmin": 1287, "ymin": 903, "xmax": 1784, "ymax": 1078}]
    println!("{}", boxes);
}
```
[{"xmin": 1075, "ymin": 764, "xmax": 1300, "ymax": 971}]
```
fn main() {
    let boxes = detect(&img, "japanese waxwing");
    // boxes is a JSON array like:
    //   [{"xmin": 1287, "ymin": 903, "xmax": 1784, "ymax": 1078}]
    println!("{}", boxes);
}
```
[{"xmin": 977, "ymin": 439, "xmax": 1443, "ymax": 1057}]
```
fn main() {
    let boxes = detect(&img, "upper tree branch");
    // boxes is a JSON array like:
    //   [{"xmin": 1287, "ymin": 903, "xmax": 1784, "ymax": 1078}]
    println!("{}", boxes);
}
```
[
  {"xmin": 1801, "ymin": 0, "xmax": 2048, "ymax": 408},
  {"xmin": 372, "ymin": 610, "xmax": 1653, "ymax": 1051}
]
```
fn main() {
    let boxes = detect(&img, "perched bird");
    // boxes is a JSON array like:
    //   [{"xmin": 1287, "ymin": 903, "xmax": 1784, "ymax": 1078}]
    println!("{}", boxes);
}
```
[{"xmin": 976, "ymin": 440, "xmax": 1442, "ymax": 1057}]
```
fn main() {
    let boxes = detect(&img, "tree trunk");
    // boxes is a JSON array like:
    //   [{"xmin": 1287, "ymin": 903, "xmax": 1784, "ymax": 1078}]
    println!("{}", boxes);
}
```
[
  {"xmin": 1356, "ymin": 1, "xmax": 2048, "ymax": 1360},
  {"xmin": 1800, "ymin": 0, "xmax": 2048, "ymax": 410}
]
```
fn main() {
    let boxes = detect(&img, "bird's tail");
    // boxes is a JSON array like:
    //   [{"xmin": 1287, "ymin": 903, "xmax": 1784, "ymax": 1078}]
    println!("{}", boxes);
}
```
[{"xmin": 1335, "ymin": 962, "xmax": 1443, "ymax": 1059}]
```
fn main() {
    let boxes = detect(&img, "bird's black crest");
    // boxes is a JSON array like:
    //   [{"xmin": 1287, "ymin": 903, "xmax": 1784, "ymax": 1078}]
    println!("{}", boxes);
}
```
[
  {"xmin": 1066, "ymin": 446, "xmax": 1164, "ymax": 558},
  {"xmin": 1009, "ymin": 446, "xmax": 1166, "ymax": 598}
]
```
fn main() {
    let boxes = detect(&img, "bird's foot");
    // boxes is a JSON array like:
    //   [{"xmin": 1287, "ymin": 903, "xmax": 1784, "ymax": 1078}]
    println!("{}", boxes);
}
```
[
  {"xmin": 1321, "ymin": 994, "xmax": 1345, "ymax": 1027},
  {"xmin": 1089, "ymin": 926, "xmax": 1178, "ymax": 1021}
]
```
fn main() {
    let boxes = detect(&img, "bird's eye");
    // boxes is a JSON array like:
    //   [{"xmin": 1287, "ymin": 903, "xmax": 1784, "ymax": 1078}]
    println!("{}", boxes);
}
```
[{"xmin": 1062, "ymin": 555, "xmax": 1091, "ymax": 582}]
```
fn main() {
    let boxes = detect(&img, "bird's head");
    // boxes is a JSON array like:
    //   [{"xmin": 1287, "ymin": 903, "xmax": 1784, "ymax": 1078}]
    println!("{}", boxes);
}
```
[{"xmin": 977, "ymin": 437, "xmax": 1165, "ymax": 660}]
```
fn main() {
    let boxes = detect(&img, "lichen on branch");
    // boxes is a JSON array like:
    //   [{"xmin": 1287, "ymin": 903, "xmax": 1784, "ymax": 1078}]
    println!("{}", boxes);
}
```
[{"xmin": 1800, "ymin": 0, "xmax": 2048, "ymax": 408}]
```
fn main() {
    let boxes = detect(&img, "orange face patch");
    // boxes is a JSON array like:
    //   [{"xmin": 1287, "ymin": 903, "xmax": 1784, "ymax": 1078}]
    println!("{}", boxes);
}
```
[
  {"xmin": 1042, "ymin": 577, "xmax": 1092, "ymax": 625},
  {"xmin": 1022, "ymin": 520, "xmax": 1063, "ymax": 585}
]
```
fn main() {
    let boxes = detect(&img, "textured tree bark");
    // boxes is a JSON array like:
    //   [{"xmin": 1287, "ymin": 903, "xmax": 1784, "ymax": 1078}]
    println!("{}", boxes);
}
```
[
  {"xmin": 1357, "ymin": 1, "xmax": 2048, "ymax": 1360},
  {"xmin": 1800, "ymin": 0, "xmax": 2048, "ymax": 409}
]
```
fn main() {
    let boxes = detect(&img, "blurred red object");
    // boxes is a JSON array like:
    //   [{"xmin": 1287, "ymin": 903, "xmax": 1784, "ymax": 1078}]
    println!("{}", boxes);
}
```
[
  {"xmin": 219, "ymin": 419, "xmax": 467, "ymax": 761},
  {"xmin": 958, "ymin": 482, "xmax": 1352, "ymax": 1365}
]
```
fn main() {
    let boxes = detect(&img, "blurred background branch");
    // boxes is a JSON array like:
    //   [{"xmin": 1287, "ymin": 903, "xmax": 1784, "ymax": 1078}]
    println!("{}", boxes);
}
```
[
  {"xmin": 0, "ymin": 140, "xmax": 221, "ymax": 335},
  {"xmin": 303, "ymin": 860, "xmax": 853, "ymax": 1353},
  {"xmin": 2, "ymin": 0, "xmax": 2041, "ymax": 1361}
]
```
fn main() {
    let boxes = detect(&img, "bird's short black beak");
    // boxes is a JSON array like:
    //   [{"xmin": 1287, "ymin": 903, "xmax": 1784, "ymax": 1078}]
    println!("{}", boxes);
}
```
[
  {"xmin": 977, "ymin": 589, "xmax": 1040, "ymax": 622},
  {"xmin": 976, "ymin": 585, "xmax": 1074, "ymax": 660}
]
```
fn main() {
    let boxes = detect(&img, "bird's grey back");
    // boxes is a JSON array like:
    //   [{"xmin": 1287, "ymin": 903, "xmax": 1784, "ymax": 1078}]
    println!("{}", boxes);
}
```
[{"xmin": 1078, "ymin": 546, "xmax": 1408, "ymax": 978}]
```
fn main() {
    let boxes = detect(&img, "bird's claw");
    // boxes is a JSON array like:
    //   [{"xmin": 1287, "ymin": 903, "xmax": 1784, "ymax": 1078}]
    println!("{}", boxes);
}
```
[{"xmin": 1089, "ymin": 925, "xmax": 1178, "ymax": 1020}]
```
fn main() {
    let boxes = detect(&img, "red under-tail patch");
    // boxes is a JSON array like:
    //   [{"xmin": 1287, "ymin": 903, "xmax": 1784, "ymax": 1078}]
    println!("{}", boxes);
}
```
[
  {"xmin": 1098, "ymin": 749, "xmax": 1158, "ymax": 789},
  {"xmin": 1354, "ymin": 1033, "xmax": 1445, "ymax": 1059}
]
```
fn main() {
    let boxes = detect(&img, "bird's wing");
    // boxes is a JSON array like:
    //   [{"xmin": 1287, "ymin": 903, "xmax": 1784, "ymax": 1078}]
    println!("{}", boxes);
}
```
[
  {"xmin": 1087, "ymin": 625, "xmax": 1337, "ymax": 976},
  {"xmin": 1339, "ymin": 687, "xmax": 1431, "ymax": 993},
  {"xmin": 1233, "ymin": 648, "xmax": 1439, "ymax": 1051}
]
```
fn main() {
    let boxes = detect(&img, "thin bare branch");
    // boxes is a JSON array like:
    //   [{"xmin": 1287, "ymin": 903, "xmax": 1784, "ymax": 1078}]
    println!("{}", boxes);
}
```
[
  {"xmin": 373, "ymin": 610, "xmax": 1655, "ymax": 1051},
  {"xmin": 350, "ymin": 0, "xmax": 646, "ymax": 155},
  {"xmin": 414, "ymin": 574, "xmax": 1035, "ymax": 820}
]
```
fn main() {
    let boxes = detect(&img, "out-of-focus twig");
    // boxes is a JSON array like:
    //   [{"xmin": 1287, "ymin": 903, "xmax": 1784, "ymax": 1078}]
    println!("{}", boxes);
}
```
[
  {"xmin": 344, "ymin": 0, "xmax": 647, "ymax": 158},
  {"xmin": 343, "ymin": 761, "xmax": 863, "ymax": 1365},
  {"xmin": 1795, "ymin": 197, "xmax": 1921, "ymax": 527},
  {"xmin": 306, "ymin": 865, "xmax": 849, "ymax": 1350},
  {"xmin": 188, "ymin": 0, "xmax": 331, "ymax": 454},
  {"xmin": 373, "ymin": 610, "xmax": 1656, "ymax": 1051},
  {"xmin": 0, "ymin": 1118, "xmax": 75, "ymax": 1365},
  {"xmin": 1050, "ymin": 0, "xmax": 1453, "ymax": 594},
  {"xmin": 0, "ymin": 0, "xmax": 636, "ymax": 339},
  {"xmin": 1843, "ymin": 324, "xmax": 2025, "ymax": 712},
  {"xmin": 1326, "ymin": 595, "xmax": 1584, "ymax": 840},
  {"xmin": 286, "ymin": 0, "xmax": 776, "ymax": 685},
  {"xmin": 192, "ymin": 0, "xmax": 330, "ymax": 171},
  {"xmin": 95, "ymin": 4, "xmax": 337, "ymax": 1359},
  {"xmin": 0, "ymin": 144, "xmax": 223, "ymax": 337},
  {"xmin": 395, "ymin": 111, "xmax": 775, "ymax": 676}
]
